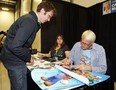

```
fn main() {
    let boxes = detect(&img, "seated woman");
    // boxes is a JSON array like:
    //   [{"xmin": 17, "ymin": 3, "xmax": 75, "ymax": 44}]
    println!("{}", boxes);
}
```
[{"xmin": 39, "ymin": 34, "xmax": 70, "ymax": 61}]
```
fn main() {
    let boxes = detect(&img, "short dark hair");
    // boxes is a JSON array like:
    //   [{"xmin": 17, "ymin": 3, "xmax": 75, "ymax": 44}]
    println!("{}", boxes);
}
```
[{"xmin": 36, "ymin": 1, "xmax": 56, "ymax": 16}]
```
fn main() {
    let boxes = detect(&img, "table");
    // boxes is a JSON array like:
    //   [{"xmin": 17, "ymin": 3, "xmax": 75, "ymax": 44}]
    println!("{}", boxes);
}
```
[
  {"xmin": 31, "ymin": 66, "xmax": 110, "ymax": 90},
  {"xmin": 27, "ymin": 54, "xmax": 63, "ymax": 90},
  {"xmin": 27, "ymin": 55, "xmax": 110, "ymax": 90}
]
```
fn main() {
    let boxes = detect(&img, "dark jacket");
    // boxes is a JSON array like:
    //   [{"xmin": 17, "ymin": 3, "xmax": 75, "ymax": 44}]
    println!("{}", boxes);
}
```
[
  {"xmin": 1, "ymin": 11, "xmax": 41, "ymax": 65},
  {"xmin": 50, "ymin": 45, "xmax": 69, "ymax": 60}
]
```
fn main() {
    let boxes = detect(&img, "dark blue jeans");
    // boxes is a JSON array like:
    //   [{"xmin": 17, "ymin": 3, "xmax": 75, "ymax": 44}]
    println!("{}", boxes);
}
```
[{"xmin": 5, "ymin": 63, "xmax": 27, "ymax": 90}]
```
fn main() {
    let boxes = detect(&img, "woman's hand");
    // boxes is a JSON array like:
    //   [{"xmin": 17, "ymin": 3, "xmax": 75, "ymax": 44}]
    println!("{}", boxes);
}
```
[{"xmin": 62, "ymin": 58, "xmax": 71, "ymax": 66}]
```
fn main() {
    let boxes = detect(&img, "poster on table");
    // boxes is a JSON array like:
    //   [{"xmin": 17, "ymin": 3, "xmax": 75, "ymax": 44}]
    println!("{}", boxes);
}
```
[{"xmin": 31, "ymin": 65, "xmax": 110, "ymax": 90}]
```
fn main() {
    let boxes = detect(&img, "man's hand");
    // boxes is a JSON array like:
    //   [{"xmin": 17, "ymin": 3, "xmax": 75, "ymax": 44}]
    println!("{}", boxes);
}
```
[
  {"xmin": 29, "ymin": 58, "xmax": 34, "ymax": 65},
  {"xmin": 76, "ymin": 64, "xmax": 92, "ymax": 71}
]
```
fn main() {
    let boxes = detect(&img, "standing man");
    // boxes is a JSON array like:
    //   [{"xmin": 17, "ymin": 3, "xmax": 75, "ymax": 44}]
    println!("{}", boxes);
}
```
[
  {"xmin": 1, "ymin": 1, "xmax": 56, "ymax": 90},
  {"xmin": 64, "ymin": 30, "xmax": 107, "ymax": 74}
]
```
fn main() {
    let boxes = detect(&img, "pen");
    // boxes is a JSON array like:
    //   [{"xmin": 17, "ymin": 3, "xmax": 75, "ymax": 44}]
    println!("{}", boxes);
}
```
[{"xmin": 70, "ymin": 60, "xmax": 72, "ymax": 68}]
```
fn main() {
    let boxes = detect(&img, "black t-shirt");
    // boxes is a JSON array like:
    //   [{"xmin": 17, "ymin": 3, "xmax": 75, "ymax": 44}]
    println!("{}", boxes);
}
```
[{"xmin": 50, "ymin": 45, "xmax": 69, "ymax": 60}]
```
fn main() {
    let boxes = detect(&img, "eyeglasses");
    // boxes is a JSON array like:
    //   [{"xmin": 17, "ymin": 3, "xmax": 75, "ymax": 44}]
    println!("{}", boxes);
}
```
[{"xmin": 81, "ymin": 41, "xmax": 92, "ymax": 47}]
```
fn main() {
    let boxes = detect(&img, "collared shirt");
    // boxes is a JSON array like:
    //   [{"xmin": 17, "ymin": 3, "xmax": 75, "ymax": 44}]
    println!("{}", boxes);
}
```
[
  {"xmin": 70, "ymin": 42, "xmax": 107, "ymax": 74},
  {"xmin": 35, "ymin": 11, "xmax": 41, "ymax": 24}
]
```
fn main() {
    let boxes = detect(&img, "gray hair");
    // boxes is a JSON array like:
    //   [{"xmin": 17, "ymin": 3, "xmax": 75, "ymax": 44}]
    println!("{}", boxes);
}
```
[{"xmin": 81, "ymin": 30, "xmax": 96, "ymax": 43}]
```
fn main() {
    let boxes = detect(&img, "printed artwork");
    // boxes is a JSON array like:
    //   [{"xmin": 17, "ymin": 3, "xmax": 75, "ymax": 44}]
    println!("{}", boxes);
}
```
[{"xmin": 103, "ymin": 0, "xmax": 116, "ymax": 15}]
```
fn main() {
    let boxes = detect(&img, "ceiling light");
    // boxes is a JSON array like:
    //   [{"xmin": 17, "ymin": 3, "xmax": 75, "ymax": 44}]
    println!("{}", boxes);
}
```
[{"xmin": 2, "ymin": 7, "xmax": 9, "ymax": 11}]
